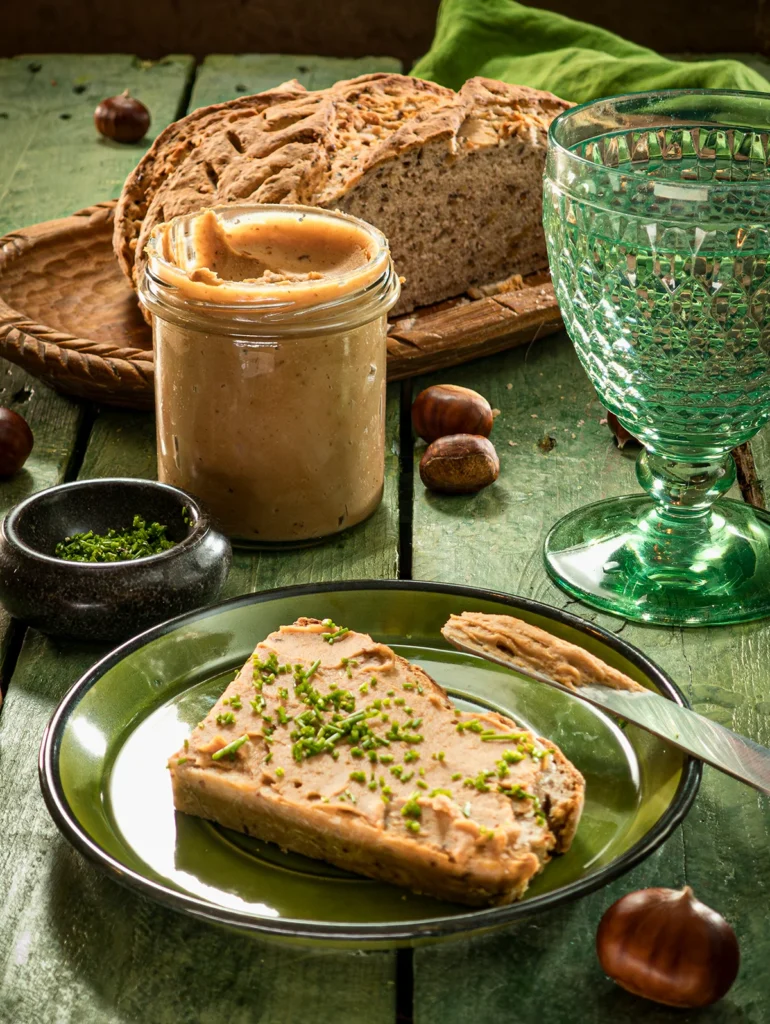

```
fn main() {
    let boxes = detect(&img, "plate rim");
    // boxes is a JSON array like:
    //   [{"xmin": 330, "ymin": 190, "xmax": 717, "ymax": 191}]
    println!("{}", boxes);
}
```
[{"xmin": 39, "ymin": 579, "xmax": 701, "ymax": 944}]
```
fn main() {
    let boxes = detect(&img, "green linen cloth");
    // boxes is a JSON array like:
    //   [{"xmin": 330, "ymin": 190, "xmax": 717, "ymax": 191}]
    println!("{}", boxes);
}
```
[{"xmin": 411, "ymin": 0, "xmax": 769, "ymax": 103}]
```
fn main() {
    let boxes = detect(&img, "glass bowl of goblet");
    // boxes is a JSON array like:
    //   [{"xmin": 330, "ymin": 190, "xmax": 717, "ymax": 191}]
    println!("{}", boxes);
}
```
[{"xmin": 543, "ymin": 89, "xmax": 770, "ymax": 626}]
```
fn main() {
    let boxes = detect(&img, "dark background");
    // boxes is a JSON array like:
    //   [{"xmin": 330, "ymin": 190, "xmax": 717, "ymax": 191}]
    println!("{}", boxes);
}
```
[{"xmin": 3, "ymin": 0, "xmax": 769, "ymax": 61}]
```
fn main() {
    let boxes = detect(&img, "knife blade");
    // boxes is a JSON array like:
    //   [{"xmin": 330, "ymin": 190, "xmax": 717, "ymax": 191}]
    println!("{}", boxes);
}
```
[{"xmin": 446, "ymin": 636, "xmax": 770, "ymax": 796}]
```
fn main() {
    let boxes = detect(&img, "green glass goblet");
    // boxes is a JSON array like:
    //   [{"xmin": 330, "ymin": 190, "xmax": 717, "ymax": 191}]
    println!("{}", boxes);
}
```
[{"xmin": 543, "ymin": 89, "xmax": 770, "ymax": 626}]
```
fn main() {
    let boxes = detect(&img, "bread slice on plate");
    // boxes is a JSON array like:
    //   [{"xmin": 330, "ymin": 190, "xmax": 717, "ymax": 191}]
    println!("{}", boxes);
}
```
[
  {"xmin": 442, "ymin": 612, "xmax": 645, "ymax": 692},
  {"xmin": 115, "ymin": 73, "xmax": 569, "ymax": 314},
  {"xmin": 168, "ymin": 617, "xmax": 585, "ymax": 907}
]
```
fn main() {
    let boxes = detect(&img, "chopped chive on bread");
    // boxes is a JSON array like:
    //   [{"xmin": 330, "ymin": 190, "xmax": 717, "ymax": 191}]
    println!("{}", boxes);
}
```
[{"xmin": 169, "ymin": 617, "xmax": 585, "ymax": 907}]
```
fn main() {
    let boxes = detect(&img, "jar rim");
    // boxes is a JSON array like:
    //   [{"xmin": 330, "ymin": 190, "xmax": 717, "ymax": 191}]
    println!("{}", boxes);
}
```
[
  {"xmin": 548, "ymin": 87, "xmax": 770, "ymax": 192},
  {"xmin": 139, "ymin": 203, "xmax": 401, "ymax": 336}
]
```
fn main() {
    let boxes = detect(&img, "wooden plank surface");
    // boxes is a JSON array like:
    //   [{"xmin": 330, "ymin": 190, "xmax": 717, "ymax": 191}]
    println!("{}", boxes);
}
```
[
  {"xmin": 410, "ymin": 333, "xmax": 770, "ymax": 1023},
  {"xmin": 0, "ymin": 53, "xmax": 400, "ymax": 1024},
  {"xmin": 190, "ymin": 53, "xmax": 403, "ymax": 108},
  {"xmin": 0, "ymin": 54, "xmax": 194, "ymax": 235}
]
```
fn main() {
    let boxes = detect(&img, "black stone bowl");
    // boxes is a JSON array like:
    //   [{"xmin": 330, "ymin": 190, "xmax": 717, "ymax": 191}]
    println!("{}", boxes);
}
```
[{"xmin": 0, "ymin": 479, "xmax": 232, "ymax": 642}]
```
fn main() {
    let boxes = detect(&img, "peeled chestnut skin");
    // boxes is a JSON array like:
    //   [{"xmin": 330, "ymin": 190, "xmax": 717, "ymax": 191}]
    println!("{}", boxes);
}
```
[
  {"xmin": 94, "ymin": 91, "xmax": 151, "ymax": 143},
  {"xmin": 419, "ymin": 434, "xmax": 499, "ymax": 495},
  {"xmin": 0, "ymin": 408, "xmax": 34, "ymax": 476},
  {"xmin": 412, "ymin": 385, "xmax": 493, "ymax": 444},
  {"xmin": 597, "ymin": 886, "xmax": 740, "ymax": 1009}
]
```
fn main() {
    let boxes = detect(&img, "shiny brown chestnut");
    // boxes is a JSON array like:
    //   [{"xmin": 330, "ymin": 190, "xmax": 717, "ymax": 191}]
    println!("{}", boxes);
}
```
[
  {"xmin": 596, "ymin": 886, "xmax": 740, "ymax": 1008},
  {"xmin": 419, "ymin": 434, "xmax": 499, "ymax": 495},
  {"xmin": 412, "ymin": 385, "xmax": 493, "ymax": 444},
  {"xmin": 0, "ymin": 408, "xmax": 34, "ymax": 476},
  {"xmin": 607, "ymin": 411, "xmax": 641, "ymax": 450},
  {"xmin": 94, "ymin": 90, "xmax": 150, "ymax": 143}
]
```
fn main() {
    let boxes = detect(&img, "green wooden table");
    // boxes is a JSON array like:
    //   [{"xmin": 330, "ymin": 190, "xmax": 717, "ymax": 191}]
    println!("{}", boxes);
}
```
[{"xmin": 1, "ymin": 53, "xmax": 769, "ymax": 1024}]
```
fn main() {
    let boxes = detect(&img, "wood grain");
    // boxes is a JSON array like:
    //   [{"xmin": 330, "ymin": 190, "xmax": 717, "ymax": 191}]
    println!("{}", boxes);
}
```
[
  {"xmin": 387, "ymin": 273, "xmax": 561, "ymax": 381},
  {"xmin": 189, "ymin": 53, "xmax": 404, "ymax": 107},
  {"xmin": 0, "ymin": 55, "xmax": 195, "ymax": 237},
  {"xmin": 410, "ymin": 332, "xmax": 770, "ymax": 1023}
]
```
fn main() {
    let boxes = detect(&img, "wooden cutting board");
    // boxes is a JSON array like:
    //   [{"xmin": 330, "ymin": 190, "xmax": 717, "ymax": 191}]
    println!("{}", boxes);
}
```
[{"xmin": 0, "ymin": 201, "xmax": 562, "ymax": 410}]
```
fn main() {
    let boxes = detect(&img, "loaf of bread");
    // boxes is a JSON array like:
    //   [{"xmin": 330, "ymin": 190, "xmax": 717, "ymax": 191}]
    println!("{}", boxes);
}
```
[{"xmin": 114, "ymin": 73, "xmax": 569, "ymax": 314}]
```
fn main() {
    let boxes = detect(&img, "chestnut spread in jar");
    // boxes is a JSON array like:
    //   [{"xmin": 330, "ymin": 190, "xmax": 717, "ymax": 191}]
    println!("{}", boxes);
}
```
[{"xmin": 140, "ymin": 205, "xmax": 400, "ymax": 543}]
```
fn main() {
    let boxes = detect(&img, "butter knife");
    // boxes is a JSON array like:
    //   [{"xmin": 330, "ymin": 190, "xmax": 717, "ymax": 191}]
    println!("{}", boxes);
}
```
[{"xmin": 445, "ymin": 635, "xmax": 770, "ymax": 797}]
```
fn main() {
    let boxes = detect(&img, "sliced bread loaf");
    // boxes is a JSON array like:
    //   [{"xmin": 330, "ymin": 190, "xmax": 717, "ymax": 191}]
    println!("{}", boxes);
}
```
[{"xmin": 114, "ymin": 73, "xmax": 569, "ymax": 314}]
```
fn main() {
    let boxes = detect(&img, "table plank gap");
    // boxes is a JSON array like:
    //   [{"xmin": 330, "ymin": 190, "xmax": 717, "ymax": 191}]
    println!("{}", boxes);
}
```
[{"xmin": 398, "ymin": 379, "xmax": 415, "ymax": 580}]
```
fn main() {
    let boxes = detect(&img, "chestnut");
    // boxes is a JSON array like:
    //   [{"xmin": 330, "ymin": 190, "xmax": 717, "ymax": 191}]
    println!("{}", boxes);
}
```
[
  {"xmin": 597, "ymin": 886, "xmax": 740, "ymax": 1008},
  {"xmin": 419, "ymin": 434, "xmax": 499, "ymax": 495},
  {"xmin": 607, "ymin": 411, "xmax": 641, "ymax": 449},
  {"xmin": 0, "ymin": 408, "xmax": 33, "ymax": 476},
  {"xmin": 94, "ymin": 91, "xmax": 150, "ymax": 143},
  {"xmin": 412, "ymin": 385, "xmax": 493, "ymax": 444}
]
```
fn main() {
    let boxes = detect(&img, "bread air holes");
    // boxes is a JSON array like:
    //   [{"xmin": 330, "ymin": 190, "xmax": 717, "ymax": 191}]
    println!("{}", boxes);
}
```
[
  {"xmin": 204, "ymin": 162, "xmax": 219, "ymax": 189},
  {"xmin": 356, "ymin": 646, "xmax": 393, "ymax": 669},
  {"xmin": 226, "ymin": 130, "xmax": 245, "ymax": 154}
]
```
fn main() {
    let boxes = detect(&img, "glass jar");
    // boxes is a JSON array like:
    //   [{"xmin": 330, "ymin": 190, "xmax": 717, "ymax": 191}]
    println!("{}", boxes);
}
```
[{"xmin": 139, "ymin": 204, "xmax": 400, "ymax": 543}]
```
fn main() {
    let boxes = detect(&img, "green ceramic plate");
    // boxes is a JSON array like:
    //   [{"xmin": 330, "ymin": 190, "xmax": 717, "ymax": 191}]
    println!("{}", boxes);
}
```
[{"xmin": 40, "ymin": 581, "xmax": 700, "ymax": 947}]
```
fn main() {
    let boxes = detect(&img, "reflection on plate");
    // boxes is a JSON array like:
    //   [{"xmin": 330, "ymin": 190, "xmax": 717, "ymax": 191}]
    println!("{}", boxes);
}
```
[{"xmin": 40, "ymin": 581, "xmax": 700, "ymax": 946}]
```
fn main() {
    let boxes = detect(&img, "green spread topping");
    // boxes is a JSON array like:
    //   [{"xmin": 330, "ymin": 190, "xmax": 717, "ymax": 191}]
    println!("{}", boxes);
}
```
[{"xmin": 216, "ymin": 711, "xmax": 236, "ymax": 726}]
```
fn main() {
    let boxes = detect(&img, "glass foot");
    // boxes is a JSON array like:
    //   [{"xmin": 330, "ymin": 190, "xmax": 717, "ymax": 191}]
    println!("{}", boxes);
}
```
[{"xmin": 544, "ymin": 495, "xmax": 770, "ymax": 627}]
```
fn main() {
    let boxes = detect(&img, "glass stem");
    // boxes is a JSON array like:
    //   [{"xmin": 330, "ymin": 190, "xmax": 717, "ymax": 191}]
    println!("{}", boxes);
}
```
[{"xmin": 636, "ymin": 449, "xmax": 736, "ymax": 529}]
